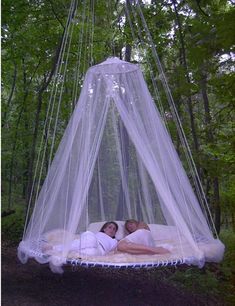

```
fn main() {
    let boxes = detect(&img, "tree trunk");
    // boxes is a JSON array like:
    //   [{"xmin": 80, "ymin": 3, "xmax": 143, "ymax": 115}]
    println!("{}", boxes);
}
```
[
  {"xmin": 172, "ymin": 0, "xmax": 199, "ymax": 153},
  {"xmin": 8, "ymin": 58, "xmax": 31, "ymax": 209},
  {"xmin": 26, "ymin": 29, "xmax": 67, "ymax": 206},
  {"xmin": 124, "ymin": 44, "xmax": 132, "ymax": 62},
  {"xmin": 25, "ymin": 90, "xmax": 44, "ymax": 205},
  {"xmin": 8, "ymin": 106, "xmax": 25, "ymax": 209},
  {"xmin": 2, "ymin": 62, "xmax": 17, "ymax": 128},
  {"xmin": 200, "ymin": 69, "xmax": 221, "ymax": 233}
]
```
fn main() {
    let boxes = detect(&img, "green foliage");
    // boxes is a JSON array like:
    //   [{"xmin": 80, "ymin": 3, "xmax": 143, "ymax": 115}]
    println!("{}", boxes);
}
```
[
  {"xmin": 165, "ymin": 230, "xmax": 235, "ymax": 304},
  {"xmin": 1, "ymin": 1, "xmax": 234, "ymax": 232},
  {"xmin": 1, "ymin": 205, "xmax": 25, "ymax": 243}
]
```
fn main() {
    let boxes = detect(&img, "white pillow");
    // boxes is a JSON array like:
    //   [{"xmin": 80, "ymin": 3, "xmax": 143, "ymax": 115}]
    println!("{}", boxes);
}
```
[
  {"xmin": 148, "ymin": 224, "xmax": 179, "ymax": 241},
  {"xmin": 88, "ymin": 222, "xmax": 181, "ymax": 242},
  {"xmin": 87, "ymin": 221, "xmax": 125, "ymax": 241}
]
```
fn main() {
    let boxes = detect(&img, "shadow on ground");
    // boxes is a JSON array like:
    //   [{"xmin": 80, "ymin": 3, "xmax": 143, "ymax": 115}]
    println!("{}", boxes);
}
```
[{"xmin": 2, "ymin": 244, "xmax": 222, "ymax": 306}]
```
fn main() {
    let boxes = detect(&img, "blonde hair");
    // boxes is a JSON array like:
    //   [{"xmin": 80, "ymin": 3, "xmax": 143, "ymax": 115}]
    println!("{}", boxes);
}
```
[{"xmin": 124, "ymin": 219, "xmax": 138, "ymax": 233}]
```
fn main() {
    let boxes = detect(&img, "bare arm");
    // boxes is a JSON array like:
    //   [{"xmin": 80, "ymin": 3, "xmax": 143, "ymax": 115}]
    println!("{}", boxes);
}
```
[{"xmin": 117, "ymin": 240, "xmax": 170, "ymax": 255}]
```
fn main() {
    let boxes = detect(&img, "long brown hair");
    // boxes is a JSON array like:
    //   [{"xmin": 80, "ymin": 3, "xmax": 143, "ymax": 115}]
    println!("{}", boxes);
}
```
[{"xmin": 100, "ymin": 221, "xmax": 118, "ymax": 238}]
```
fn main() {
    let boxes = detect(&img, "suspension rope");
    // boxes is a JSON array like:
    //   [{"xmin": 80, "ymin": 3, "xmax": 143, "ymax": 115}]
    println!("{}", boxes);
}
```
[
  {"xmin": 108, "ymin": 0, "xmax": 116, "ymax": 56},
  {"xmin": 24, "ymin": 0, "xmax": 77, "ymax": 239},
  {"xmin": 38, "ymin": 0, "xmax": 78, "ymax": 241},
  {"xmin": 24, "ymin": 0, "xmax": 217, "ymax": 242},
  {"xmin": 64, "ymin": 0, "xmax": 87, "ymax": 240},
  {"xmin": 82, "ymin": 2, "xmax": 91, "ymax": 76},
  {"xmin": 126, "ymin": 1, "xmax": 213, "ymax": 233},
  {"xmin": 135, "ymin": 0, "xmax": 217, "ymax": 236},
  {"xmin": 87, "ymin": 0, "xmax": 93, "ymax": 66},
  {"xmin": 132, "ymin": 1, "xmax": 210, "ymax": 229},
  {"xmin": 72, "ymin": 0, "xmax": 87, "ymax": 108},
  {"xmin": 90, "ymin": 0, "xmax": 95, "ymax": 65},
  {"xmin": 125, "ymin": 3, "xmax": 200, "ymax": 241}
]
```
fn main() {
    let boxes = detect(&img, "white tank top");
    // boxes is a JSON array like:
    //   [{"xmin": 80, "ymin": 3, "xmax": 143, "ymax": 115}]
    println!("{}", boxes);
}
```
[{"xmin": 95, "ymin": 232, "xmax": 118, "ymax": 253}]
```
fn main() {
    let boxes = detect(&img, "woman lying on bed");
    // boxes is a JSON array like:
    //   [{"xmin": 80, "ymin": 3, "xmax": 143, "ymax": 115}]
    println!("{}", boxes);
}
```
[
  {"xmin": 43, "ymin": 221, "xmax": 119, "ymax": 256},
  {"xmin": 117, "ymin": 219, "xmax": 170, "ymax": 255},
  {"xmin": 43, "ymin": 219, "xmax": 170, "ymax": 257}
]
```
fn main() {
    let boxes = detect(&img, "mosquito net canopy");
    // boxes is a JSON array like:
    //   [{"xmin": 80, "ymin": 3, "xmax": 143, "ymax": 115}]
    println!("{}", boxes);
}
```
[{"xmin": 18, "ymin": 57, "xmax": 224, "ymax": 272}]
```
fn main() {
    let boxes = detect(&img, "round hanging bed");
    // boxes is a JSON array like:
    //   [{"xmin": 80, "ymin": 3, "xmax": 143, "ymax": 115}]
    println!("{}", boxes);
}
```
[{"xmin": 18, "ymin": 221, "xmax": 224, "ymax": 273}]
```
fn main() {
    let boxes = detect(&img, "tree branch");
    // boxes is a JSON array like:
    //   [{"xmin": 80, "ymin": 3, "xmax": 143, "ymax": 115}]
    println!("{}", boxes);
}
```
[
  {"xmin": 48, "ymin": 0, "xmax": 65, "ymax": 30},
  {"xmin": 194, "ymin": 0, "xmax": 209, "ymax": 17}
]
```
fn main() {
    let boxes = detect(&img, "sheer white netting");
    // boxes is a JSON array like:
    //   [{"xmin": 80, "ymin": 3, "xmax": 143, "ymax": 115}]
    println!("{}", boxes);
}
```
[{"xmin": 18, "ymin": 58, "xmax": 224, "ymax": 272}]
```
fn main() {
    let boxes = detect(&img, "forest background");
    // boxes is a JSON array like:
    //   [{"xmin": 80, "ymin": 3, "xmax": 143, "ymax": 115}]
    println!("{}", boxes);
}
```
[{"xmin": 1, "ymin": 0, "xmax": 235, "ymax": 304}]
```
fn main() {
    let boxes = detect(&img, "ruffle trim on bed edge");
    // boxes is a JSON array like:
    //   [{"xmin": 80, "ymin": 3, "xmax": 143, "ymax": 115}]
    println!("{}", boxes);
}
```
[{"xmin": 18, "ymin": 240, "xmax": 205, "ymax": 270}]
